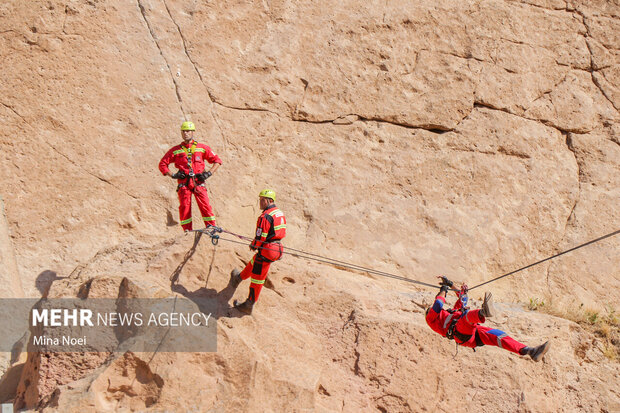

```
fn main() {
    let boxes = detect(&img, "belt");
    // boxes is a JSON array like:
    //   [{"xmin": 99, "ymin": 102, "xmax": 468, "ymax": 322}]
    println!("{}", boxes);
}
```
[{"xmin": 454, "ymin": 329, "xmax": 473, "ymax": 343}]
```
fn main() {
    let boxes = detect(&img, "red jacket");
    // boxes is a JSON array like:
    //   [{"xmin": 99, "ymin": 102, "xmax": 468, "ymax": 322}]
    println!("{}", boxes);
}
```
[
  {"xmin": 159, "ymin": 140, "xmax": 222, "ymax": 177},
  {"xmin": 250, "ymin": 205, "xmax": 286, "ymax": 250},
  {"xmin": 425, "ymin": 295, "xmax": 465, "ymax": 337}
]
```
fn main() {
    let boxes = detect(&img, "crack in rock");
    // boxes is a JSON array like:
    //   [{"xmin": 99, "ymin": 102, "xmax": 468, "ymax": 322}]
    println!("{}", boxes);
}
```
[
  {"xmin": 474, "ymin": 102, "xmax": 591, "ymax": 135},
  {"xmin": 215, "ymin": 94, "xmax": 450, "ymax": 134},
  {"xmin": 45, "ymin": 141, "xmax": 138, "ymax": 200},
  {"xmin": 293, "ymin": 78, "xmax": 309, "ymax": 120},
  {"xmin": 545, "ymin": 131, "xmax": 581, "ymax": 291},
  {"xmin": 563, "ymin": 133, "xmax": 581, "ymax": 234},
  {"xmin": 510, "ymin": 1, "xmax": 572, "ymax": 13},
  {"xmin": 291, "ymin": 112, "xmax": 450, "ymax": 134},
  {"xmin": 2, "ymin": 103, "xmax": 137, "ymax": 199},
  {"xmin": 357, "ymin": 116, "xmax": 450, "ymax": 134},
  {"xmin": 530, "ymin": 74, "xmax": 568, "ymax": 104},
  {"xmin": 160, "ymin": 0, "xmax": 233, "ymax": 149},
  {"xmin": 1, "ymin": 102, "xmax": 29, "ymax": 125},
  {"xmin": 136, "ymin": 0, "xmax": 185, "ymax": 116},
  {"xmin": 558, "ymin": 133, "xmax": 580, "ymax": 250},
  {"xmin": 139, "ymin": 1, "xmax": 616, "ymax": 144},
  {"xmin": 591, "ymin": 72, "xmax": 620, "ymax": 112},
  {"xmin": 573, "ymin": 8, "xmax": 619, "ymax": 113},
  {"xmin": 212, "ymin": 100, "xmax": 281, "ymax": 117},
  {"xmin": 474, "ymin": 101, "xmax": 517, "ymax": 117},
  {"xmin": 342, "ymin": 309, "xmax": 363, "ymax": 377},
  {"xmin": 446, "ymin": 146, "xmax": 531, "ymax": 160}
]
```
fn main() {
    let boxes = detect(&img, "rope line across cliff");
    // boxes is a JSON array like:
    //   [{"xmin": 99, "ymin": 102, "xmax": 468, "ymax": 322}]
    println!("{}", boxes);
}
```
[
  {"xmin": 191, "ymin": 226, "xmax": 438, "ymax": 288},
  {"xmin": 190, "ymin": 226, "xmax": 620, "ymax": 291},
  {"xmin": 469, "ymin": 229, "xmax": 620, "ymax": 290}
]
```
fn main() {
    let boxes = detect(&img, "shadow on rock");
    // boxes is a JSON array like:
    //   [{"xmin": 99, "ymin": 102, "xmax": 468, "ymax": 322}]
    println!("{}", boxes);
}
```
[
  {"xmin": 171, "ymin": 281, "xmax": 249, "ymax": 319},
  {"xmin": 169, "ymin": 232, "xmax": 250, "ymax": 318},
  {"xmin": 169, "ymin": 232, "xmax": 203, "ymax": 284},
  {"xmin": 35, "ymin": 270, "xmax": 67, "ymax": 298}
]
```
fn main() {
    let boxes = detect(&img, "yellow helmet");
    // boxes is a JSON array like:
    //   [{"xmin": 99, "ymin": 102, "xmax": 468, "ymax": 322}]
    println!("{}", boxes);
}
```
[
  {"xmin": 259, "ymin": 189, "xmax": 276, "ymax": 201},
  {"xmin": 181, "ymin": 121, "xmax": 195, "ymax": 131}
]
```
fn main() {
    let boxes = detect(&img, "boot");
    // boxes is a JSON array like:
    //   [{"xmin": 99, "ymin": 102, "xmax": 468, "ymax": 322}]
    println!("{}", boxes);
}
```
[
  {"xmin": 479, "ymin": 292, "xmax": 496, "ymax": 318},
  {"xmin": 229, "ymin": 269, "xmax": 242, "ymax": 289},
  {"xmin": 233, "ymin": 299, "xmax": 254, "ymax": 315},
  {"xmin": 525, "ymin": 341, "xmax": 551, "ymax": 362}
]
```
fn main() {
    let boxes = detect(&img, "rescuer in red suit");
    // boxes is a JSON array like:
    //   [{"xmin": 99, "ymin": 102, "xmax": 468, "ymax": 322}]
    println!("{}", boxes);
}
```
[
  {"xmin": 229, "ymin": 189, "xmax": 286, "ymax": 314},
  {"xmin": 426, "ymin": 276, "xmax": 550, "ymax": 361},
  {"xmin": 159, "ymin": 121, "xmax": 222, "ymax": 231}
]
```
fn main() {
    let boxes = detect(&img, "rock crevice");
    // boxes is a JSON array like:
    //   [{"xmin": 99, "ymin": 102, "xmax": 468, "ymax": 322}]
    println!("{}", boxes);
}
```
[{"xmin": 136, "ymin": 0, "xmax": 185, "ymax": 116}]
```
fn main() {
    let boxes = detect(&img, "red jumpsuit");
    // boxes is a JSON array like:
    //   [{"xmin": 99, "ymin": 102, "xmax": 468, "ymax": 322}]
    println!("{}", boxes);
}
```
[
  {"xmin": 240, "ymin": 205, "xmax": 286, "ymax": 302},
  {"xmin": 426, "ymin": 295, "xmax": 526, "ymax": 354},
  {"xmin": 159, "ymin": 140, "xmax": 222, "ymax": 231}
]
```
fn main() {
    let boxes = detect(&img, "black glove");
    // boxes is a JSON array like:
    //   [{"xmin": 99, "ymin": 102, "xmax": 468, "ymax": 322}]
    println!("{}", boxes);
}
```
[
  {"xmin": 439, "ymin": 285, "xmax": 451, "ymax": 294},
  {"xmin": 438, "ymin": 276, "xmax": 453, "ymax": 288},
  {"xmin": 197, "ymin": 171, "xmax": 212, "ymax": 182},
  {"xmin": 171, "ymin": 171, "xmax": 187, "ymax": 179}
]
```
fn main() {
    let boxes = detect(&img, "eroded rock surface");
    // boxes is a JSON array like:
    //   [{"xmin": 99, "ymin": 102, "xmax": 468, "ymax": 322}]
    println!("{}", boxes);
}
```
[{"xmin": 0, "ymin": 0, "xmax": 618, "ymax": 411}]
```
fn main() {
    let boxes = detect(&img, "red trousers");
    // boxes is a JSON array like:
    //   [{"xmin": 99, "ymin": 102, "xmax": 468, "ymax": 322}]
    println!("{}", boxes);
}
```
[
  {"xmin": 240, "ymin": 243, "xmax": 283, "ymax": 302},
  {"xmin": 455, "ymin": 309, "xmax": 526, "ymax": 354},
  {"xmin": 177, "ymin": 185, "xmax": 216, "ymax": 231}
]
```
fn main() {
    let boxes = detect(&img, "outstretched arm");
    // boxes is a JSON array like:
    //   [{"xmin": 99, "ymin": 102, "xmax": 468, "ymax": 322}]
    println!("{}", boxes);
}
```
[
  {"xmin": 428, "ymin": 276, "xmax": 451, "ymax": 316},
  {"xmin": 436, "ymin": 286, "xmax": 448, "ymax": 299},
  {"xmin": 436, "ymin": 275, "xmax": 453, "ymax": 298}
]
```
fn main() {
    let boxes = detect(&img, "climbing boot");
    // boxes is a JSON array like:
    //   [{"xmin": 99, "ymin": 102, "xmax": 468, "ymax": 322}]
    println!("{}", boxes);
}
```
[
  {"xmin": 479, "ymin": 292, "xmax": 496, "ymax": 318},
  {"xmin": 233, "ymin": 299, "xmax": 254, "ymax": 315},
  {"xmin": 527, "ymin": 341, "xmax": 551, "ymax": 362},
  {"xmin": 229, "ymin": 269, "xmax": 242, "ymax": 289}
]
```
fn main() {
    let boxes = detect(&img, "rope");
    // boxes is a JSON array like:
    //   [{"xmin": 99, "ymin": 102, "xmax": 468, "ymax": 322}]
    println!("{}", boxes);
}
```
[
  {"xmin": 192, "ymin": 227, "xmax": 620, "ymax": 292},
  {"xmin": 221, "ymin": 229, "xmax": 434, "ymax": 284},
  {"xmin": 469, "ymin": 229, "xmax": 620, "ymax": 290},
  {"xmin": 193, "ymin": 227, "xmax": 438, "ymax": 288}
]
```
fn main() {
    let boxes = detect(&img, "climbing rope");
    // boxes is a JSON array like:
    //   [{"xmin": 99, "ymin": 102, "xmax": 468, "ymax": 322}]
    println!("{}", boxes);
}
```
[
  {"xmin": 469, "ymin": 229, "xmax": 620, "ymax": 290},
  {"xmin": 218, "ymin": 228, "xmax": 432, "ymax": 284},
  {"xmin": 191, "ymin": 227, "xmax": 620, "ymax": 291},
  {"xmin": 192, "ymin": 227, "xmax": 439, "ymax": 288}
]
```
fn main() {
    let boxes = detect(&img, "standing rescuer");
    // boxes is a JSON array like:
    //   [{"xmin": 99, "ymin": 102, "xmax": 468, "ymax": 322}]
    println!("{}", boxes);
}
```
[
  {"xmin": 159, "ymin": 121, "xmax": 222, "ymax": 231},
  {"xmin": 230, "ymin": 189, "xmax": 286, "ymax": 314}
]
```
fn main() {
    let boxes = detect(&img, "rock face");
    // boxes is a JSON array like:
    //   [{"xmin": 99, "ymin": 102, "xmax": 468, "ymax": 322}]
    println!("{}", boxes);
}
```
[
  {"xmin": 0, "ymin": 197, "xmax": 24, "ymax": 399},
  {"xmin": 13, "ymin": 276, "xmax": 143, "ymax": 410},
  {"xmin": 0, "ymin": 197, "xmax": 23, "ymax": 298},
  {"xmin": 0, "ymin": 0, "xmax": 618, "ymax": 411}
]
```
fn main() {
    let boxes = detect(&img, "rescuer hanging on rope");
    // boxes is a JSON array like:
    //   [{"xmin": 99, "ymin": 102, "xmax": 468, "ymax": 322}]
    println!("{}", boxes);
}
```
[
  {"xmin": 426, "ymin": 276, "xmax": 551, "ymax": 361},
  {"xmin": 229, "ymin": 189, "xmax": 286, "ymax": 315},
  {"xmin": 159, "ymin": 121, "xmax": 222, "ymax": 232}
]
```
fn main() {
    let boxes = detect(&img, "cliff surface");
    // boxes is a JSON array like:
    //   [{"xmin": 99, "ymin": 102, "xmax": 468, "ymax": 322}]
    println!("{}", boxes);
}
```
[{"xmin": 0, "ymin": 0, "xmax": 618, "ymax": 411}]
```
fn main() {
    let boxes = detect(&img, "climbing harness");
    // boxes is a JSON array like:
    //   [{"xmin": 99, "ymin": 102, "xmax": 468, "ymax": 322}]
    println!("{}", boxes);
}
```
[
  {"xmin": 441, "ymin": 283, "xmax": 486, "ymax": 356},
  {"xmin": 444, "ymin": 285, "xmax": 470, "ymax": 341},
  {"xmin": 175, "ymin": 141, "xmax": 203, "ymax": 192},
  {"xmin": 181, "ymin": 141, "xmax": 197, "ymax": 177},
  {"xmin": 458, "ymin": 284, "xmax": 469, "ymax": 309}
]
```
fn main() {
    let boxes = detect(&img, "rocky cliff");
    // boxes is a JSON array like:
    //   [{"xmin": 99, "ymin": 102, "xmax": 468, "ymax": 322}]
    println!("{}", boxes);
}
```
[{"xmin": 0, "ymin": 0, "xmax": 618, "ymax": 411}]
